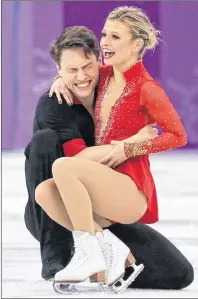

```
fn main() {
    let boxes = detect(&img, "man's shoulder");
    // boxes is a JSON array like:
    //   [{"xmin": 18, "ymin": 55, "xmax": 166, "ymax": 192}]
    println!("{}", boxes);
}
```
[
  {"xmin": 38, "ymin": 90, "xmax": 59, "ymax": 106},
  {"xmin": 36, "ymin": 90, "xmax": 69, "ymax": 111}
]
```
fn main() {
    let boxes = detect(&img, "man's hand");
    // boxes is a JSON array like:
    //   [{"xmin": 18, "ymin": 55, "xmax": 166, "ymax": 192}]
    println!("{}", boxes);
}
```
[
  {"xmin": 49, "ymin": 77, "xmax": 73, "ymax": 105},
  {"xmin": 98, "ymin": 124, "xmax": 158, "ymax": 168}
]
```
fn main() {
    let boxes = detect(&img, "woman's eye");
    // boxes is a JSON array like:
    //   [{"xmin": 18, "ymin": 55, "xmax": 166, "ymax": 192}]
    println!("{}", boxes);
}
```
[
  {"xmin": 101, "ymin": 33, "xmax": 106, "ymax": 37},
  {"xmin": 112, "ymin": 35, "xmax": 120, "ymax": 40}
]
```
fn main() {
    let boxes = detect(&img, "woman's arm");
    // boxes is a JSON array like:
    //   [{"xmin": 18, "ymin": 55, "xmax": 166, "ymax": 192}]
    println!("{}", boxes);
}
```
[
  {"xmin": 122, "ymin": 81, "xmax": 187, "ymax": 158},
  {"xmin": 64, "ymin": 137, "xmax": 135, "ymax": 162},
  {"xmin": 75, "ymin": 144, "xmax": 115, "ymax": 161},
  {"xmin": 64, "ymin": 125, "xmax": 156, "ymax": 162}
]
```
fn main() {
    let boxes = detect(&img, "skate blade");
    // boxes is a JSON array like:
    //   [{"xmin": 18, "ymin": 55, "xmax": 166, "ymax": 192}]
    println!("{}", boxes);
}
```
[
  {"xmin": 53, "ymin": 280, "xmax": 76, "ymax": 294},
  {"xmin": 53, "ymin": 279, "xmax": 105, "ymax": 294},
  {"xmin": 110, "ymin": 263, "xmax": 144, "ymax": 294}
]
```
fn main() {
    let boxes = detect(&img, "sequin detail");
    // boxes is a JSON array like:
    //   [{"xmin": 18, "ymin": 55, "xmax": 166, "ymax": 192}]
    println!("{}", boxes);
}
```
[
  {"xmin": 124, "ymin": 141, "xmax": 152, "ymax": 158},
  {"xmin": 95, "ymin": 64, "xmax": 145, "ymax": 146}
]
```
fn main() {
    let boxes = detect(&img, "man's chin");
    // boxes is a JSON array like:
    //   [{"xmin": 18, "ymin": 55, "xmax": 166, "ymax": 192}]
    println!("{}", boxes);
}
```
[{"xmin": 73, "ymin": 88, "xmax": 95, "ymax": 99}]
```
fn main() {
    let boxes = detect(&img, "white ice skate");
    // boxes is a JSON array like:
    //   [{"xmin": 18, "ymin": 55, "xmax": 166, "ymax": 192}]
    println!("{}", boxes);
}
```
[
  {"xmin": 96, "ymin": 229, "xmax": 144, "ymax": 293},
  {"xmin": 53, "ymin": 231, "xmax": 106, "ymax": 294}
]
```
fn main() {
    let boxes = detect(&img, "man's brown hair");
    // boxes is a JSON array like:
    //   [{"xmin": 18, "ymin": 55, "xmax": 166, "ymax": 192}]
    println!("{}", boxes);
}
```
[{"xmin": 50, "ymin": 26, "xmax": 100, "ymax": 67}]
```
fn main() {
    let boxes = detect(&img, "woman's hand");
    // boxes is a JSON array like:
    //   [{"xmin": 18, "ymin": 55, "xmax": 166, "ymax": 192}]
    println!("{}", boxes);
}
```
[
  {"xmin": 98, "ymin": 123, "xmax": 158, "ymax": 168},
  {"xmin": 49, "ymin": 77, "xmax": 73, "ymax": 105},
  {"xmin": 131, "ymin": 123, "xmax": 158, "ymax": 143},
  {"xmin": 98, "ymin": 142, "xmax": 126, "ymax": 168}
]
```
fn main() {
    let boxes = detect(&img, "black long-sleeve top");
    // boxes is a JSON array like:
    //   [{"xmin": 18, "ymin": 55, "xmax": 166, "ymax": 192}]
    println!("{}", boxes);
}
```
[{"xmin": 33, "ymin": 91, "xmax": 95, "ymax": 153}]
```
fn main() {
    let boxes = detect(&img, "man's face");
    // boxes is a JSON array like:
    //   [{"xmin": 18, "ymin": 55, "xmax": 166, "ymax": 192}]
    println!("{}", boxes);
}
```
[{"xmin": 58, "ymin": 48, "xmax": 100, "ymax": 99}]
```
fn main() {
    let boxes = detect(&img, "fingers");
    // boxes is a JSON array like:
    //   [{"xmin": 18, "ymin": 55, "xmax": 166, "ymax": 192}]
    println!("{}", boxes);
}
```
[
  {"xmin": 148, "ymin": 122, "xmax": 157, "ymax": 127},
  {"xmin": 98, "ymin": 155, "xmax": 111, "ymax": 164},
  {"xmin": 112, "ymin": 160, "xmax": 122, "ymax": 168},
  {"xmin": 109, "ymin": 159, "xmax": 119, "ymax": 168},
  {"xmin": 61, "ymin": 89, "xmax": 73, "ymax": 105},
  {"xmin": 49, "ymin": 87, "xmax": 54, "ymax": 98},
  {"xmin": 149, "ymin": 127, "xmax": 158, "ymax": 139},
  {"xmin": 48, "ymin": 79, "xmax": 74, "ymax": 105},
  {"xmin": 108, "ymin": 158, "xmax": 125, "ymax": 168},
  {"xmin": 150, "ymin": 127, "xmax": 158, "ymax": 135},
  {"xmin": 99, "ymin": 155, "xmax": 125, "ymax": 168},
  {"xmin": 54, "ymin": 88, "xmax": 63, "ymax": 104},
  {"xmin": 107, "ymin": 160, "xmax": 115, "ymax": 168}
]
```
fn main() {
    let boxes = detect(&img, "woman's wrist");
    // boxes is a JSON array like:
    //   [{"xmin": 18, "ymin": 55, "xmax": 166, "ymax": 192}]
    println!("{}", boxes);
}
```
[
  {"xmin": 124, "ymin": 141, "xmax": 150, "ymax": 158},
  {"xmin": 123, "ymin": 134, "xmax": 139, "ymax": 144}
]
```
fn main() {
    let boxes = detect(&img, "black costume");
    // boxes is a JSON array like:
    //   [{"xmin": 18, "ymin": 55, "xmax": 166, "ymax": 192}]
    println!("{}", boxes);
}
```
[{"xmin": 24, "ymin": 91, "xmax": 193, "ymax": 289}]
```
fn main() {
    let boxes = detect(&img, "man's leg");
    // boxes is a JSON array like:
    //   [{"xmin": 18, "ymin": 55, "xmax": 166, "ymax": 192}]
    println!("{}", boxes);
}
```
[
  {"xmin": 110, "ymin": 222, "xmax": 194, "ymax": 289},
  {"xmin": 24, "ymin": 129, "xmax": 74, "ymax": 280}
]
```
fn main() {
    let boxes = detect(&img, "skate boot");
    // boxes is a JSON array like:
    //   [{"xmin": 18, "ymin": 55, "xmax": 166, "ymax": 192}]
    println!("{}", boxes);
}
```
[
  {"xmin": 53, "ymin": 231, "xmax": 106, "ymax": 294},
  {"xmin": 96, "ymin": 229, "xmax": 144, "ymax": 293}
]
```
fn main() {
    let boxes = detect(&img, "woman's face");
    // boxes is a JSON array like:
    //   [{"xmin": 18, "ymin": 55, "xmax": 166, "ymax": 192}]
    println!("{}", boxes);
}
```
[{"xmin": 100, "ymin": 19, "xmax": 137, "ymax": 67}]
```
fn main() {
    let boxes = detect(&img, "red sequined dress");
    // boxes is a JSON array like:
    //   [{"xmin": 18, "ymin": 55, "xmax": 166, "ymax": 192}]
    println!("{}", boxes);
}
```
[{"xmin": 64, "ymin": 61, "xmax": 187, "ymax": 224}]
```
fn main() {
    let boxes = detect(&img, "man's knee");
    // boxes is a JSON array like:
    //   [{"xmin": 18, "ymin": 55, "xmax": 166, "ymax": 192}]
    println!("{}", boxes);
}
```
[
  {"xmin": 30, "ymin": 129, "xmax": 60, "ymax": 156},
  {"xmin": 176, "ymin": 261, "xmax": 194, "ymax": 289}
]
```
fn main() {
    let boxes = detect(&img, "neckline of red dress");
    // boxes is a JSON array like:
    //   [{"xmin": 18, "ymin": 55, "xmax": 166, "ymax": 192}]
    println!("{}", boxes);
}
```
[{"xmin": 107, "ymin": 60, "xmax": 145, "ymax": 82}]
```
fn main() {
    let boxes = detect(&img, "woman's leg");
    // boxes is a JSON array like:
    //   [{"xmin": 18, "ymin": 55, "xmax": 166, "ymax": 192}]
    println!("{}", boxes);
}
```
[
  {"xmin": 51, "ymin": 157, "xmax": 147, "ymax": 232},
  {"xmin": 35, "ymin": 179, "xmax": 111, "ymax": 232}
]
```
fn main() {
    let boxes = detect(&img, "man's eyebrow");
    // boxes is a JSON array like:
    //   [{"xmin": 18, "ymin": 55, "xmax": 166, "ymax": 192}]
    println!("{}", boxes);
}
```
[
  {"xmin": 66, "ymin": 62, "xmax": 92, "ymax": 70},
  {"xmin": 66, "ymin": 66, "xmax": 77, "ymax": 70},
  {"xmin": 82, "ymin": 62, "xmax": 92, "ymax": 69}
]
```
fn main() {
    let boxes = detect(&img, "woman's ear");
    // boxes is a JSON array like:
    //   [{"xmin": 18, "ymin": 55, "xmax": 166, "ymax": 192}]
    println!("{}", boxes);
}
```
[
  {"xmin": 132, "ymin": 39, "xmax": 144, "ymax": 53},
  {"xmin": 135, "ymin": 39, "xmax": 144, "ymax": 52}
]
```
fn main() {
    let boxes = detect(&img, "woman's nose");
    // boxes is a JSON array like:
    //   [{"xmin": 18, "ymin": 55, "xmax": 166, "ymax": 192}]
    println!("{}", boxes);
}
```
[{"xmin": 101, "ymin": 35, "xmax": 111, "ymax": 46}]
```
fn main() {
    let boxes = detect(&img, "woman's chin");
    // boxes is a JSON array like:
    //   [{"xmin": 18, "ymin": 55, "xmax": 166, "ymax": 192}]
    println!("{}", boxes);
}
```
[{"xmin": 103, "ymin": 58, "xmax": 114, "ymax": 65}]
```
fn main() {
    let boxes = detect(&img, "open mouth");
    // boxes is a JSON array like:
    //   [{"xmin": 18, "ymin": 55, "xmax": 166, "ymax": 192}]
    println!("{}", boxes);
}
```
[
  {"xmin": 75, "ymin": 80, "xmax": 92, "ymax": 89},
  {"xmin": 103, "ymin": 49, "xmax": 115, "ymax": 59}
]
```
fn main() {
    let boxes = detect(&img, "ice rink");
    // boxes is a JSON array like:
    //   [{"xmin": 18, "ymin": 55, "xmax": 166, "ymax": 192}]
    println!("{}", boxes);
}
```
[{"xmin": 2, "ymin": 150, "xmax": 198, "ymax": 298}]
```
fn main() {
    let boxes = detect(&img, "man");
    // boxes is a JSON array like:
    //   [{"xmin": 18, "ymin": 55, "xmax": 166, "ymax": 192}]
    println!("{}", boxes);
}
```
[{"xmin": 24, "ymin": 26, "xmax": 193, "ymax": 289}]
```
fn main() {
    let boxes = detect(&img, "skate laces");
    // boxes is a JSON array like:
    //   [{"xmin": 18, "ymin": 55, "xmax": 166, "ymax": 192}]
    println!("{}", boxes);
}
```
[
  {"xmin": 70, "ymin": 235, "xmax": 92, "ymax": 267},
  {"xmin": 102, "ymin": 241, "xmax": 114, "ymax": 271}
]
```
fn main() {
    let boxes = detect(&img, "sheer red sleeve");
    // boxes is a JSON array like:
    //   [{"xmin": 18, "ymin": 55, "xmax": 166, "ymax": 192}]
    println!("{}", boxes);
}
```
[
  {"xmin": 139, "ymin": 81, "xmax": 187, "ymax": 154},
  {"xmin": 63, "ymin": 138, "xmax": 88, "ymax": 157}
]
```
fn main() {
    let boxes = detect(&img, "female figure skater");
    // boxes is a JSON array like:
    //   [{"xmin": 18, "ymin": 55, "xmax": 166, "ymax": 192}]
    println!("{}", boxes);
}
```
[{"xmin": 36, "ymin": 6, "xmax": 187, "ymax": 293}]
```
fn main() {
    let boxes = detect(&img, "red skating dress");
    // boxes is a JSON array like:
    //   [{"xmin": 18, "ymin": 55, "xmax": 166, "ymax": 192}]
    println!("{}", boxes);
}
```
[{"xmin": 63, "ymin": 61, "xmax": 187, "ymax": 224}]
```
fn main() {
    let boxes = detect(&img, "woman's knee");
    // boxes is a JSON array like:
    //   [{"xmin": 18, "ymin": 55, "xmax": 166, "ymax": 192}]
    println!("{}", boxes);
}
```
[
  {"xmin": 52, "ymin": 157, "xmax": 76, "ymax": 177},
  {"xmin": 35, "ymin": 182, "xmax": 49, "ymax": 206},
  {"xmin": 52, "ymin": 157, "xmax": 67, "ymax": 175}
]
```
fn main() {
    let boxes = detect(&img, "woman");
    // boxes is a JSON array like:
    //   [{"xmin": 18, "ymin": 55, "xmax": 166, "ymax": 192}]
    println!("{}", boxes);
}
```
[{"xmin": 36, "ymin": 6, "xmax": 187, "ymax": 293}]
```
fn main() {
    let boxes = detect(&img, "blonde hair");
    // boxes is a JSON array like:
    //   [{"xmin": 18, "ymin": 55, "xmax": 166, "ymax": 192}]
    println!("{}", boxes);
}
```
[{"xmin": 106, "ymin": 6, "xmax": 161, "ymax": 58}]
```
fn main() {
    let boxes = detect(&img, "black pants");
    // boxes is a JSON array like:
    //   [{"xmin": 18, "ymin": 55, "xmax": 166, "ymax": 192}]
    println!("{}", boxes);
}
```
[
  {"xmin": 24, "ymin": 128, "xmax": 193, "ymax": 289},
  {"xmin": 24, "ymin": 129, "xmax": 74, "ymax": 265}
]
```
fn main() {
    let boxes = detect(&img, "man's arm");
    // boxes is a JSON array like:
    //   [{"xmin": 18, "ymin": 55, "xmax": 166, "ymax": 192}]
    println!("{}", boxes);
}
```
[
  {"xmin": 35, "ymin": 92, "xmax": 85, "ymax": 145},
  {"xmin": 35, "ymin": 92, "xmax": 115, "ymax": 160}
]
